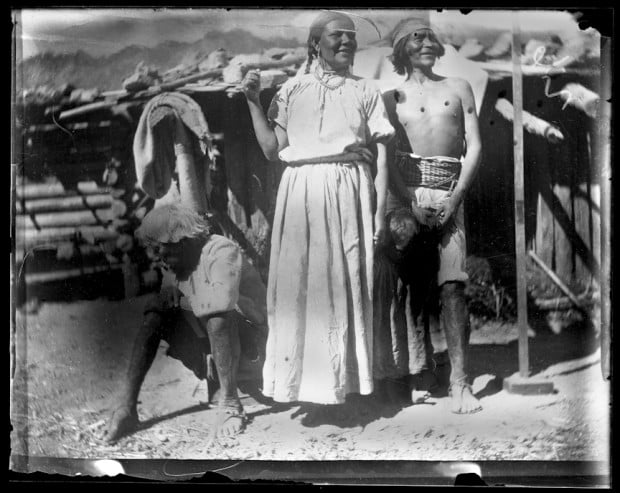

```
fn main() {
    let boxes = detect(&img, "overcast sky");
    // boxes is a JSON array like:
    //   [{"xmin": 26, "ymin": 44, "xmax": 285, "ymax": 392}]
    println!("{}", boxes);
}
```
[{"xmin": 14, "ymin": 8, "xmax": 583, "ymax": 60}]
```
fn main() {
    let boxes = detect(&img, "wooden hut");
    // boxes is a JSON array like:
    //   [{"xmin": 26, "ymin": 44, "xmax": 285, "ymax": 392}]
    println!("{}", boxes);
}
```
[{"xmin": 13, "ymin": 37, "xmax": 607, "ymax": 311}]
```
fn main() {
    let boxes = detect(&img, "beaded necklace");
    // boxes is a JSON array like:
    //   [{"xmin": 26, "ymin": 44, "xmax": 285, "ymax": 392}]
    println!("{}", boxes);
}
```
[{"xmin": 313, "ymin": 63, "xmax": 349, "ymax": 90}]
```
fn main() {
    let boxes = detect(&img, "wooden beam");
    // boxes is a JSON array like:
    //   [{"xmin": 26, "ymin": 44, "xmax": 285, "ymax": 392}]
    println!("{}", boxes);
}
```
[
  {"xmin": 16, "ymin": 181, "xmax": 116, "ymax": 200},
  {"xmin": 511, "ymin": 13, "xmax": 530, "ymax": 378},
  {"xmin": 16, "ymin": 194, "xmax": 114, "ymax": 214},
  {"xmin": 528, "ymin": 250, "xmax": 585, "ymax": 309},
  {"xmin": 24, "ymin": 263, "xmax": 122, "ymax": 284}
]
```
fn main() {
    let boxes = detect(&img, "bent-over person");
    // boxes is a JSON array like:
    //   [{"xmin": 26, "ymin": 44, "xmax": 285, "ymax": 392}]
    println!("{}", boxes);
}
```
[{"xmin": 104, "ymin": 204, "xmax": 267, "ymax": 442}]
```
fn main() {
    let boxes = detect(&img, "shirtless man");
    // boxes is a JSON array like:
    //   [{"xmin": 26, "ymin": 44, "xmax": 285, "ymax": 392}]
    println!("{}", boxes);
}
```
[{"xmin": 384, "ymin": 17, "xmax": 482, "ymax": 413}]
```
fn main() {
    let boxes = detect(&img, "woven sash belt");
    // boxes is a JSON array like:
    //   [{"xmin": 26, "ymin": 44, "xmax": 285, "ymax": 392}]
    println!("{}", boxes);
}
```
[{"xmin": 396, "ymin": 151, "xmax": 461, "ymax": 191}]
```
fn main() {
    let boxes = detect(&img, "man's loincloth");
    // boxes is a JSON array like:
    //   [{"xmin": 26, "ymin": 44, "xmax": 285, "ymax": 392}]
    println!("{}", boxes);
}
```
[{"xmin": 387, "ymin": 153, "xmax": 468, "ymax": 286}]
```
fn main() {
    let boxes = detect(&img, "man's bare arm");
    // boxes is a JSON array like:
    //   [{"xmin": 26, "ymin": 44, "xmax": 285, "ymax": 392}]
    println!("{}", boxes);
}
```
[
  {"xmin": 451, "ymin": 79, "xmax": 482, "ymax": 207},
  {"xmin": 382, "ymin": 90, "xmax": 414, "ymax": 204}
]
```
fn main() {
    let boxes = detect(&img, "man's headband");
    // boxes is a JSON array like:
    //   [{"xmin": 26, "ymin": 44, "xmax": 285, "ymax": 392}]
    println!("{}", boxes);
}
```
[{"xmin": 391, "ymin": 17, "xmax": 434, "ymax": 47}]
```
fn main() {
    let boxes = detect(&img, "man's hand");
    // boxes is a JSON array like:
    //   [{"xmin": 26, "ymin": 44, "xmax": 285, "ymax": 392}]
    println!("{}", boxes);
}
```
[
  {"xmin": 160, "ymin": 285, "xmax": 181, "ymax": 310},
  {"xmin": 436, "ymin": 194, "xmax": 461, "ymax": 229},
  {"xmin": 240, "ymin": 69, "xmax": 261, "ymax": 104},
  {"xmin": 411, "ymin": 202, "xmax": 440, "ymax": 229}
]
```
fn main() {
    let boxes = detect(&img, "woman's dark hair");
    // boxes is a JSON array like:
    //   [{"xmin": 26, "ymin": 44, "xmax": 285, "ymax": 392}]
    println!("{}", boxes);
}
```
[
  {"xmin": 389, "ymin": 31, "xmax": 446, "ymax": 76},
  {"xmin": 305, "ymin": 40, "xmax": 318, "ymax": 74}
]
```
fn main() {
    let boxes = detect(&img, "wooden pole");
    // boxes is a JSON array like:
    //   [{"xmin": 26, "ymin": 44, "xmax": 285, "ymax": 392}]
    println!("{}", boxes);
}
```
[
  {"xmin": 511, "ymin": 13, "xmax": 530, "ymax": 378},
  {"xmin": 598, "ymin": 36, "xmax": 611, "ymax": 380}
]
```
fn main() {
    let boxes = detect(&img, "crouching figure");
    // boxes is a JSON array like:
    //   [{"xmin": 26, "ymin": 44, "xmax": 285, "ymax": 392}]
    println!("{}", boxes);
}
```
[{"xmin": 103, "ymin": 203, "xmax": 267, "ymax": 442}]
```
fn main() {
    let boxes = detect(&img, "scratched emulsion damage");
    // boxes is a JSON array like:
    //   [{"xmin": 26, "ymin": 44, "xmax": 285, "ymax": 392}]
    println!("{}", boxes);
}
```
[{"xmin": 11, "ymin": 7, "xmax": 609, "ymax": 482}]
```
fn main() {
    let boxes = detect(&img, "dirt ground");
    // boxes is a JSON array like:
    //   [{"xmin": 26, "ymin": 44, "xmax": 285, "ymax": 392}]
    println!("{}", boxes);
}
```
[{"xmin": 11, "ymin": 293, "xmax": 610, "ymax": 468}]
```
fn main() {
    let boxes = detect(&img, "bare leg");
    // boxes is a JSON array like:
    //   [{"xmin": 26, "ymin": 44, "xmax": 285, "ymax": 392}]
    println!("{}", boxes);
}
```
[
  {"xmin": 440, "ymin": 281, "xmax": 482, "ymax": 414},
  {"xmin": 206, "ymin": 313, "xmax": 246, "ymax": 438},
  {"xmin": 104, "ymin": 311, "xmax": 163, "ymax": 442}
]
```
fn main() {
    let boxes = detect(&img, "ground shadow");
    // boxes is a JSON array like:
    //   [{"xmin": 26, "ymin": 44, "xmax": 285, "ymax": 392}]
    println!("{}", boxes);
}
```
[
  {"xmin": 137, "ymin": 402, "xmax": 210, "ymax": 431},
  {"xmin": 433, "ymin": 316, "xmax": 600, "ymax": 399},
  {"xmin": 286, "ymin": 392, "xmax": 428, "ymax": 430},
  {"xmin": 245, "ymin": 401, "xmax": 297, "ymax": 420}
]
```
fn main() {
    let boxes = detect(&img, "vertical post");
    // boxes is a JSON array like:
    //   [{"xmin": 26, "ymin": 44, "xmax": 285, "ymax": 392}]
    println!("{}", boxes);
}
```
[
  {"xmin": 511, "ymin": 12, "xmax": 529, "ymax": 378},
  {"xmin": 598, "ymin": 36, "xmax": 611, "ymax": 380},
  {"xmin": 11, "ymin": 9, "xmax": 30, "ymax": 471}
]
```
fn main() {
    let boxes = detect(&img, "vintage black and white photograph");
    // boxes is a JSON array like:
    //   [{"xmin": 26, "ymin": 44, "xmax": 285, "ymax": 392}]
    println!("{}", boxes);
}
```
[{"xmin": 10, "ymin": 7, "xmax": 611, "ymax": 485}]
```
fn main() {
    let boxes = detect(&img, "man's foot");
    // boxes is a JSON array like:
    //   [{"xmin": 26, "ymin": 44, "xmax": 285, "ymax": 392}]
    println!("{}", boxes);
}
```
[
  {"xmin": 102, "ymin": 405, "xmax": 139, "ymax": 443},
  {"xmin": 449, "ymin": 382, "xmax": 482, "ymax": 414},
  {"xmin": 215, "ymin": 408, "xmax": 247, "ymax": 438}
]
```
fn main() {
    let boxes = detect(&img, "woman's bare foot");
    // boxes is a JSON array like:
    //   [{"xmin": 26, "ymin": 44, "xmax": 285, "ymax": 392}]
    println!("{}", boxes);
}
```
[
  {"xmin": 449, "ymin": 383, "xmax": 482, "ymax": 414},
  {"xmin": 102, "ymin": 405, "xmax": 139, "ymax": 443}
]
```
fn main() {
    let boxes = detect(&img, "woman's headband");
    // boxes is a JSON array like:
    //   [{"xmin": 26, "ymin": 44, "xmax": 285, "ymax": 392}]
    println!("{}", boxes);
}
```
[{"xmin": 308, "ymin": 10, "xmax": 382, "ymax": 40}]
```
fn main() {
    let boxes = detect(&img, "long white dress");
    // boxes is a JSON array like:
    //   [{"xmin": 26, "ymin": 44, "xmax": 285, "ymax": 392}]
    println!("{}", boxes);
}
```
[{"xmin": 262, "ymin": 66, "xmax": 394, "ymax": 404}]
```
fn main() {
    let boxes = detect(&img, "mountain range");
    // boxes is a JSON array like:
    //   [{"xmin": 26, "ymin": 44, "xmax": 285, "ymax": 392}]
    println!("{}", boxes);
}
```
[{"xmin": 17, "ymin": 28, "xmax": 303, "ymax": 91}]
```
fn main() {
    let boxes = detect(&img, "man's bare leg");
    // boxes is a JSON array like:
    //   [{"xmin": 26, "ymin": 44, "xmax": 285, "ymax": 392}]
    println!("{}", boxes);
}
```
[
  {"xmin": 104, "ymin": 310, "xmax": 163, "ymax": 442},
  {"xmin": 440, "ymin": 281, "xmax": 482, "ymax": 414},
  {"xmin": 206, "ymin": 313, "xmax": 246, "ymax": 437}
]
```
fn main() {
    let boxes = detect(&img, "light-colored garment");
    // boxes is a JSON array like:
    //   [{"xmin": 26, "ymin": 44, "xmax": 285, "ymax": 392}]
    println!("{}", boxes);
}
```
[
  {"xmin": 262, "ymin": 68, "xmax": 394, "ymax": 404},
  {"xmin": 269, "ymin": 68, "xmax": 395, "ymax": 162},
  {"xmin": 385, "ymin": 165, "xmax": 469, "ymax": 287},
  {"xmin": 160, "ymin": 234, "xmax": 267, "ymax": 326},
  {"xmin": 410, "ymin": 187, "xmax": 468, "ymax": 287},
  {"xmin": 133, "ymin": 92, "xmax": 214, "ymax": 211}
]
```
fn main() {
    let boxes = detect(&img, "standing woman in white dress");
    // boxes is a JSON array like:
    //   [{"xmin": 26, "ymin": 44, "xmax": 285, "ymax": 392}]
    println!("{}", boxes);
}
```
[{"xmin": 241, "ymin": 11, "xmax": 395, "ymax": 407}]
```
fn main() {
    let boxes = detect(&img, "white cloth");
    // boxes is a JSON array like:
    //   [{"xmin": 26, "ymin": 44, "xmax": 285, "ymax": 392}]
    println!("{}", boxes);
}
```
[
  {"xmin": 269, "ymin": 68, "xmax": 395, "ymax": 162},
  {"xmin": 262, "ymin": 68, "xmax": 395, "ymax": 404},
  {"xmin": 160, "ymin": 234, "xmax": 267, "ymax": 325},
  {"xmin": 133, "ymin": 92, "xmax": 214, "ymax": 208}
]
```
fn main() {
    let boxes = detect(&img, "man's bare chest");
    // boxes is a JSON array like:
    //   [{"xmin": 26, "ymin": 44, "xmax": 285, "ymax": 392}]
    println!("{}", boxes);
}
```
[{"xmin": 395, "ymin": 86, "xmax": 462, "ymax": 125}]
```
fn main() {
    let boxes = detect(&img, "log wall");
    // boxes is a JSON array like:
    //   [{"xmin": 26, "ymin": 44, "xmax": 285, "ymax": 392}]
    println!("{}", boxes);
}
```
[{"xmin": 467, "ymin": 71, "xmax": 602, "ymax": 293}]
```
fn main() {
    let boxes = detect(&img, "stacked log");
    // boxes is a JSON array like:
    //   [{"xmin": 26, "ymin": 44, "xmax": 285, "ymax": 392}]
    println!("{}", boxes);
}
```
[{"xmin": 15, "ymin": 179, "xmax": 129, "ymax": 285}]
